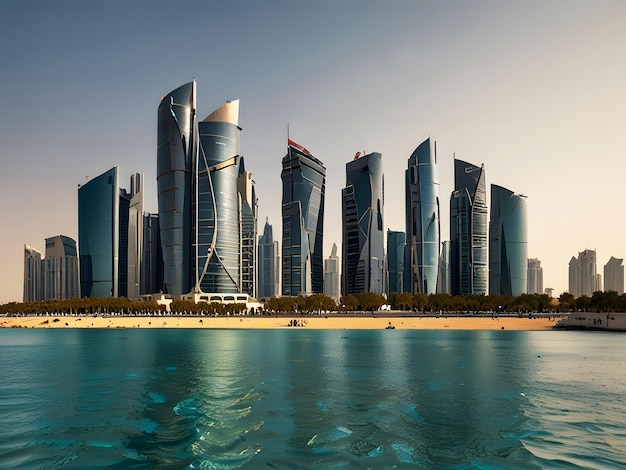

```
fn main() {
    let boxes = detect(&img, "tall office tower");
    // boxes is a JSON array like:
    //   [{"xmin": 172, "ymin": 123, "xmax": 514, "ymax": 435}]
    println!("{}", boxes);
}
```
[
  {"xmin": 405, "ymin": 138, "xmax": 440, "ymax": 294},
  {"xmin": 43, "ymin": 235, "xmax": 79, "ymax": 300},
  {"xmin": 281, "ymin": 139, "xmax": 326, "ymax": 296},
  {"xmin": 568, "ymin": 249, "xmax": 599, "ymax": 297},
  {"xmin": 489, "ymin": 185, "xmax": 528, "ymax": 296},
  {"xmin": 78, "ymin": 166, "xmax": 130, "ymax": 298},
  {"xmin": 142, "ymin": 213, "xmax": 163, "ymax": 295},
  {"xmin": 604, "ymin": 256, "xmax": 624, "ymax": 294},
  {"xmin": 196, "ymin": 100, "xmax": 242, "ymax": 294},
  {"xmin": 238, "ymin": 157, "xmax": 258, "ymax": 297},
  {"xmin": 342, "ymin": 152, "xmax": 384, "ymax": 295},
  {"xmin": 386, "ymin": 230, "xmax": 406, "ymax": 294},
  {"xmin": 439, "ymin": 240, "xmax": 451, "ymax": 294},
  {"xmin": 23, "ymin": 245, "xmax": 43, "ymax": 302},
  {"xmin": 527, "ymin": 258, "xmax": 544, "ymax": 294},
  {"xmin": 257, "ymin": 219, "xmax": 278, "ymax": 299},
  {"xmin": 324, "ymin": 243, "xmax": 341, "ymax": 303},
  {"xmin": 450, "ymin": 158, "xmax": 488, "ymax": 295},
  {"xmin": 157, "ymin": 81, "xmax": 197, "ymax": 296},
  {"xmin": 127, "ymin": 173, "xmax": 144, "ymax": 299}
]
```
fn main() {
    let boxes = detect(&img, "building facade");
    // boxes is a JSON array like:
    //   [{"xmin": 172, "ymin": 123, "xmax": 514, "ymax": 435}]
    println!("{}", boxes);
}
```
[
  {"xmin": 238, "ymin": 157, "xmax": 258, "ymax": 297},
  {"xmin": 281, "ymin": 139, "xmax": 326, "ymax": 296},
  {"xmin": 405, "ymin": 138, "xmax": 440, "ymax": 295},
  {"xmin": 23, "ymin": 245, "xmax": 43, "ymax": 302},
  {"xmin": 324, "ymin": 243, "xmax": 341, "ymax": 303},
  {"xmin": 450, "ymin": 159, "xmax": 488, "ymax": 296},
  {"xmin": 439, "ymin": 240, "xmax": 451, "ymax": 294},
  {"xmin": 342, "ymin": 152, "xmax": 384, "ymax": 295},
  {"xmin": 569, "ymin": 249, "xmax": 600, "ymax": 298},
  {"xmin": 604, "ymin": 256, "xmax": 624, "ymax": 294},
  {"xmin": 257, "ymin": 219, "xmax": 279, "ymax": 299},
  {"xmin": 127, "ymin": 173, "xmax": 144, "ymax": 299},
  {"xmin": 387, "ymin": 230, "xmax": 406, "ymax": 294},
  {"xmin": 488, "ymin": 185, "xmax": 528, "ymax": 296},
  {"xmin": 527, "ymin": 258, "xmax": 544, "ymax": 295},
  {"xmin": 44, "ymin": 235, "xmax": 79, "ymax": 300}
]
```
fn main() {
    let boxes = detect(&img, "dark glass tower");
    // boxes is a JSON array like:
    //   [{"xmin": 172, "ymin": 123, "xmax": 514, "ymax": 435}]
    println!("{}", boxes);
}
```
[
  {"xmin": 281, "ymin": 139, "xmax": 326, "ymax": 296},
  {"xmin": 257, "ymin": 218, "xmax": 277, "ymax": 299},
  {"xmin": 450, "ymin": 159, "xmax": 488, "ymax": 295},
  {"xmin": 386, "ymin": 230, "xmax": 406, "ymax": 294},
  {"xmin": 489, "ymin": 185, "xmax": 528, "ymax": 296},
  {"xmin": 156, "ymin": 81, "xmax": 197, "ymax": 296},
  {"xmin": 238, "ymin": 156, "xmax": 258, "ymax": 297},
  {"xmin": 405, "ymin": 138, "xmax": 440, "ymax": 294},
  {"xmin": 342, "ymin": 152, "xmax": 384, "ymax": 295}
]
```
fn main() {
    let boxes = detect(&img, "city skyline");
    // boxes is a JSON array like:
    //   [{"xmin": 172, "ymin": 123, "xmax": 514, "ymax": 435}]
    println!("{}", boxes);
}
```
[{"xmin": 2, "ymin": 1, "xmax": 626, "ymax": 303}]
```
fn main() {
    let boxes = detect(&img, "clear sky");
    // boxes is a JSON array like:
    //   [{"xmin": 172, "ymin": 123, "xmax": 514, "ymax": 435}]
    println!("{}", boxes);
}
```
[{"xmin": 1, "ymin": 0, "xmax": 625, "ymax": 304}]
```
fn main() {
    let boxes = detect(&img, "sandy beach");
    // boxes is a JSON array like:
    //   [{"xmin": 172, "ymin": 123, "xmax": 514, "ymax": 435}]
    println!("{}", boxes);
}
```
[{"xmin": 0, "ymin": 314, "xmax": 561, "ymax": 330}]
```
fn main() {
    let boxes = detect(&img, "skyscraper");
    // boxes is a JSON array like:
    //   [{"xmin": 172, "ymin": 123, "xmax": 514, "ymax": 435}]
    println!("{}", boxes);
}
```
[
  {"xmin": 405, "ymin": 138, "xmax": 440, "ymax": 294},
  {"xmin": 604, "ymin": 256, "xmax": 624, "ymax": 294},
  {"xmin": 157, "ymin": 81, "xmax": 197, "ymax": 296},
  {"xmin": 44, "ymin": 235, "xmax": 79, "ymax": 300},
  {"xmin": 527, "ymin": 258, "xmax": 543, "ymax": 294},
  {"xmin": 23, "ymin": 245, "xmax": 43, "ymax": 302},
  {"xmin": 142, "ymin": 213, "xmax": 163, "ymax": 295},
  {"xmin": 196, "ymin": 100, "xmax": 242, "ymax": 295},
  {"xmin": 489, "ymin": 185, "xmax": 528, "ymax": 296},
  {"xmin": 386, "ymin": 230, "xmax": 405, "ymax": 294},
  {"xmin": 569, "ymin": 249, "xmax": 599, "ymax": 298},
  {"xmin": 324, "ymin": 243, "xmax": 341, "ymax": 303},
  {"xmin": 281, "ymin": 139, "xmax": 326, "ymax": 296},
  {"xmin": 238, "ymin": 157, "xmax": 258, "ymax": 297},
  {"xmin": 127, "ymin": 173, "xmax": 144, "ymax": 299},
  {"xmin": 439, "ymin": 240, "xmax": 451, "ymax": 294},
  {"xmin": 78, "ymin": 166, "xmax": 129, "ymax": 298},
  {"xmin": 342, "ymin": 152, "xmax": 384, "ymax": 295},
  {"xmin": 450, "ymin": 158, "xmax": 488, "ymax": 295},
  {"xmin": 257, "ymin": 219, "xmax": 279, "ymax": 299}
]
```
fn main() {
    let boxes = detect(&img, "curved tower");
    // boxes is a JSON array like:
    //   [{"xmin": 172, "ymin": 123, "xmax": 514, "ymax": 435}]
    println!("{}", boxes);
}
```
[
  {"xmin": 450, "ymin": 158, "xmax": 488, "ymax": 295},
  {"xmin": 405, "ymin": 138, "xmax": 440, "ymax": 294},
  {"xmin": 196, "ymin": 100, "xmax": 241, "ymax": 294},
  {"xmin": 157, "ymin": 81, "xmax": 197, "ymax": 296},
  {"xmin": 281, "ymin": 139, "xmax": 326, "ymax": 296},
  {"xmin": 342, "ymin": 152, "xmax": 384, "ymax": 295},
  {"xmin": 489, "ymin": 184, "xmax": 528, "ymax": 296}
]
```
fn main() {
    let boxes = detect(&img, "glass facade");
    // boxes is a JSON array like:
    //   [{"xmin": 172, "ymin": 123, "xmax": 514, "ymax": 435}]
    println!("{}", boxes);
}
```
[
  {"xmin": 405, "ymin": 138, "xmax": 440, "ymax": 294},
  {"xmin": 342, "ymin": 152, "xmax": 384, "ymax": 295},
  {"xmin": 281, "ymin": 139, "xmax": 326, "ymax": 296},
  {"xmin": 257, "ymin": 219, "xmax": 277, "ymax": 299},
  {"xmin": 488, "ymin": 184, "xmax": 528, "ymax": 296},
  {"xmin": 386, "ymin": 230, "xmax": 405, "ymax": 294},
  {"xmin": 238, "ymin": 157, "xmax": 258, "ymax": 297},
  {"xmin": 450, "ymin": 159, "xmax": 488, "ymax": 295},
  {"xmin": 196, "ymin": 100, "xmax": 241, "ymax": 294},
  {"xmin": 44, "ymin": 235, "xmax": 79, "ymax": 300},
  {"xmin": 78, "ymin": 166, "xmax": 124, "ymax": 298},
  {"xmin": 141, "ymin": 213, "xmax": 163, "ymax": 295},
  {"xmin": 23, "ymin": 245, "xmax": 43, "ymax": 302},
  {"xmin": 127, "ymin": 173, "xmax": 144, "ymax": 299},
  {"xmin": 157, "ymin": 81, "xmax": 196, "ymax": 296}
]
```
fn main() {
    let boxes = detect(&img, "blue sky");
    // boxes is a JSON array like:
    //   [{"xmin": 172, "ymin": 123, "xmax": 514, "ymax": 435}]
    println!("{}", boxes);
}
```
[{"xmin": 1, "ymin": 0, "xmax": 625, "ymax": 303}]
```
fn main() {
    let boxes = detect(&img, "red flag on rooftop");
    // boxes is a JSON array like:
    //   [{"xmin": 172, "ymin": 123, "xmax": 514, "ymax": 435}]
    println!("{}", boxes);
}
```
[
  {"xmin": 288, "ymin": 138, "xmax": 311, "ymax": 156},
  {"xmin": 353, "ymin": 151, "xmax": 361, "ymax": 160}
]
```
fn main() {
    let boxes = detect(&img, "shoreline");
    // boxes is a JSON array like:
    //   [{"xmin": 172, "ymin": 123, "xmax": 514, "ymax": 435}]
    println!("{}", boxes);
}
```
[{"xmin": 0, "ymin": 314, "xmax": 561, "ymax": 330}]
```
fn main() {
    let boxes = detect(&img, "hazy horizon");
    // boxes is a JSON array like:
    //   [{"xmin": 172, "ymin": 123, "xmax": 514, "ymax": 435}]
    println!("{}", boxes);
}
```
[{"xmin": 2, "ymin": 0, "xmax": 625, "ymax": 303}]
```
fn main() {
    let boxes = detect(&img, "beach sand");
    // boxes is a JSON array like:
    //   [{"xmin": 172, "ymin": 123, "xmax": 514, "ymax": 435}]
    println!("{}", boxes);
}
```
[{"xmin": 0, "ymin": 314, "xmax": 560, "ymax": 330}]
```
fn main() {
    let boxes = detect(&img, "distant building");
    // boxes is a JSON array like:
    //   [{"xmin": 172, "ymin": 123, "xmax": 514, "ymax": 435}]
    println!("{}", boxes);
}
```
[
  {"xmin": 127, "ymin": 173, "xmax": 144, "ymax": 299},
  {"xmin": 23, "ymin": 245, "xmax": 43, "ymax": 302},
  {"xmin": 604, "ymin": 256, "xmax": 624, "ymax": 294},
  {"xmin": 257, "ymin": 219, "xmax": 279, "ymax": 299},
  {"xmin": 238, "ymin": 158, "xmax": 258, "ymax": 298},
  {"xmin": 489, "ymin": 185, "xmax": 528, "ymax": 296},
  {"xmin": 387, "ymin": 230, "xmax": 405, "ymax": 294},
  {"xmin": 324, "ymin": 243, "xmax": 341, "ymax": 303},
  {"xmin": 439, "ymin": 241, "xmax": 451, "ymax": 294},
  {"xmin": 281, "ymin": 139, "xmax": 326, "ymax": 296},
  {"xmin": 405, "ymin": 138, "xmax": 440, "ymax": 294},
  {"xmin": 527, "ymin": 258, "xmax": 543, "ymax": 294},
  {"xmin": 78, "ymin": 166, "xmax": 130, "ymax": 298},
  {"xmin": 568, "ymin": 249, "xmax": 600, "ymax": 298},
  {"xmin": 342, "ymin": 152, "xmax": 384, "ymax": 295},
  {"xmin": 544, "ymin": 287, "xmax": 554, "ymax": 297},
  {"xmin": 141, "ymin": 213, "xmax": 163, "ymax": 295},
  {"xmin": 450, "ymin": 159, "xmax": 488, "ymax": 295},
  {"xmin": 44, "ymin": 235, "xmax": 79, "ymax": 300}
]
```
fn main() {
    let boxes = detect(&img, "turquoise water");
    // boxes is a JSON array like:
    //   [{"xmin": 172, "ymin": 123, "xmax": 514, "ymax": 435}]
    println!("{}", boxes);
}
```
[{"xmin": 0, "ymin": 329, "xmax": 625, "ymax": 469}]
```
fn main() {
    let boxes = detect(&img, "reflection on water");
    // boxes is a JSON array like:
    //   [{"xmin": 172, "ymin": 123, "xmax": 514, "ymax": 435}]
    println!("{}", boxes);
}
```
[{"xmin": 0, "ymin": 329, "xmax": 625, "ymax": 468}]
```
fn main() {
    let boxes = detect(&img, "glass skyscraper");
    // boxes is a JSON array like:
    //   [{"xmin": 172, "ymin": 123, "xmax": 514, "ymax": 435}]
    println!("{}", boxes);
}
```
[
  {"xmin": 488, "ymin": 184, "xmax": 528, "ymax": 296},
  {"xmin": 44, "ymin": 235, "xmax": 79, "ymax": 300},
  {"xmin": 450, "ymin": 159, "xmax": 488, "ymax": 296},
  {"xmin": 78, "ymin": 166, "xmax": 128, "ymax": 298},
  {"xmin": 23, "ymin": 245, "xmax": 43, "ymax": 302},
  {"xmin": 238, "ymin": 157, "xmax": 258, "ymax": 298},
  {"xmin": 405, "ymin": 138, "xmax": 440, "ymax": 294},
  {"xmin": 281, "ymin": 139, "xmax": 326, "ymax": 296},
  {"xmin": 342, "ymin": 152, "xmax": 384, "ymax": 295},
  {"xmin": 386, "ymin": 230, "xmax": 405, "ymax": 294},
  {"xmin": 257, "ymin": 219, "xmax": 278, "ymax": 299}
]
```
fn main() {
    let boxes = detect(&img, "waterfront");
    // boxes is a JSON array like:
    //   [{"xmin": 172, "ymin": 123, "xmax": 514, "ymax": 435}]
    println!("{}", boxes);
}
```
[{"xmin": 0, "ymin": 329, "xmax": 624, "ymax": 468}]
